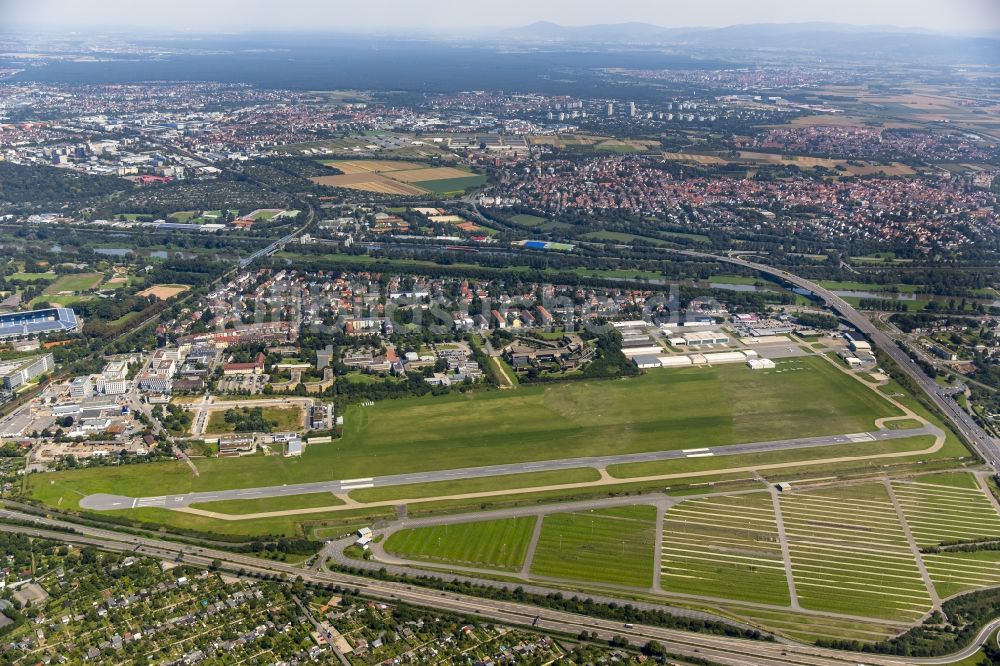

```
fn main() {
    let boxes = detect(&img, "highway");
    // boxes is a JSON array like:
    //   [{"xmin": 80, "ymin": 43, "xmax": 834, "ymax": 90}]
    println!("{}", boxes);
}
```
[
  {"xmin": 677, "ymin": 249, "xmax": 1000, "ymax": 468},
  {"xmin": 77, "ymin": 425, "xmax": 935, "ymax": 510},
  {"xmin": 0, "ymin": 506, "xmax": 983, "ymax": 666}
]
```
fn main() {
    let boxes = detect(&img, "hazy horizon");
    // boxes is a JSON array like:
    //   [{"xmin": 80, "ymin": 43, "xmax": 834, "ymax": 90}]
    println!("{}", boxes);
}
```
[{"xmin": 3, "ymin": 0, "xmax": 999, "ymax": 36}]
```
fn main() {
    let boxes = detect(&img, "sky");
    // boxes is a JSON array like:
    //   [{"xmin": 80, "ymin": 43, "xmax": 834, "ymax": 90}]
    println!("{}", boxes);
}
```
[{"xmin": 3, "ymin": 0, "xmax": 1000, "ymax": 35}]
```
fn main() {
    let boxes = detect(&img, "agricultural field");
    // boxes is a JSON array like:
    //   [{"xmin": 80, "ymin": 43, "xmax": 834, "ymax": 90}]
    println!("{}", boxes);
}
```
[
  {"xmin": 312, "ymin": 160, "xmax": 484, "ymax": 195},
  {"xmin": 383, "ymin": 517, "xmax": 536, "ymax": 571},
  {"xmin": 414, "ymin": 175, "xmax": 488, "ymax": 195},
  {"xmin": 923, "ymin": 550, "xmax": 1000, "ymax": 599},
  {"xmin": 815, "ymin": 280, "xmax": 921, "ymax": 293},
  {"xmin": 736, "ymin": 151, "xmax": 916, "ymax": 176},
  {"xmin": 28, "ymin": 355, "xmax": 903, "ymax": 509},
  {"xmin": 661, "ymin": 152, "xmax": 728, "ymax": 165},
  {"xmin": 779, "ymin": 484, "xmax": 933, "ymax": 620},
  {"xmin": 318, "ymin": 160, "xmax": 418, "ymax": 174},
  {"xmin": 580, "ymin": 230, "xmax": 710, "ymax": 245},
  {"xmin": 383, "ymin": 166, "xmax": 477, "ymax": 183},
  {"xmin": 718, "ymin": 605, "xmax": 907, "ymax": 645},
  {"xmin": 706, "ymin": 274, "xmax": 767, "ymax": 286},
  {"xmin": 526, "ymin": 134, "xmax": 600, "ymax": 148},
  {"xmin": 530, "ymin": 505, "xmax": 657, "ymax": 587},
  {"xmin": 508, "ymin": 213, "xmax": 548, "ymax": 227},
  {"xmin": 661, "ymin": 494, "xmax": 790, "ymax": 605},
  {"xmin": 892, "ymin": 475, "xmax": 1000, "ymax": 548},
  {"xmin": 594, "ymin": 139, "xmax": 660, "ymax": 153},
  {"xmin": 309, "ymin": 173, "xmax": 425, "ymax": 195}
]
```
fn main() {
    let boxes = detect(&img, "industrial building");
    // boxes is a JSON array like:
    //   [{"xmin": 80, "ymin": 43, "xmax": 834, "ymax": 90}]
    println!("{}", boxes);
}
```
[
  {"xmin": 69, "ymin": 376, "xmax": 93, "ymax": 399},
  {"xmin": 284, "ymin": 437, "xmax": 303, "ymax": 457},
  {"xmin": 844, "ymin": 332, "xmax": 872, "ymax": 352},
  {"xmin": 632, "ymin": 355, "xmax": 662, "ymax": 369},
  {"xmin": 0, "ymin": 308, "xmax": 79, "ymax": 341},
  {"xmin": 622, "ymin": 345, "xmax": 665, "ymax": 357},
  {"xmin": 218, "ymin": 434, "xmax": 256, "ymax": 457},
  {"xmin": 636, "ymin": 349, "xmax": 759, "ymax": 369},
  {"xmin": 0, "ymin": 353, "xmax": 55, "ymax": 391},
  {"xmin": 681, "ymin": 331, "xmax": 730, "ymax": 347}
]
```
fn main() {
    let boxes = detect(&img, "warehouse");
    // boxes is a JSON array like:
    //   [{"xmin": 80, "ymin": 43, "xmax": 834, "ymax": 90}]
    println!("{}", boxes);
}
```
[
  {"xmin": 702, "ymin": 350, "xmax": 755, "ymax": 364},
  {"xmin": 632, "ymin": 354, "xmax": 662, "ymax": 369},
  {"xmin": 621, "ymin": 335, "xmax": 655, "ymax": 349},
  {"xmin": 622, "ymin": 345, "xmax": 665, "ymax": 357},
  {"xmin": 740, "ymin": 335, "xmax": 792, "ymax": 345},
  {"xmin": 747, "ymin": 358, "xmax": 777, "ymax": 370},
  {"xmin": 682, "ymin": 330, "xmax": 730, "ymax": 347}
]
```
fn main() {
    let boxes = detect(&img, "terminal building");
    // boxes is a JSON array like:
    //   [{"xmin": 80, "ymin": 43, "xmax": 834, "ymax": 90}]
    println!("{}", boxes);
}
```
[{"xmin": 0, "ymin": 308, "xmax": 79, "ymax": 342}]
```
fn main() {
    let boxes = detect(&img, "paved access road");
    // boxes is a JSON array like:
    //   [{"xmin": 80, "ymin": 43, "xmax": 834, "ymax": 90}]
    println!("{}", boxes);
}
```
[
  {"xmin": 79, "ymin": 425, "xmax": 935, "ymax": 510},
  {"xmin": 677, "ymin": 249, "xmax": 1000, "ymax": 467}
]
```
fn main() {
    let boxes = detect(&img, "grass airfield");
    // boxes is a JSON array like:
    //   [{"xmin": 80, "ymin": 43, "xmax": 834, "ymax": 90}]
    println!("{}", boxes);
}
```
[{"xmin": 29, "ymin": 355, "xmax": 903, "ymax": 513}]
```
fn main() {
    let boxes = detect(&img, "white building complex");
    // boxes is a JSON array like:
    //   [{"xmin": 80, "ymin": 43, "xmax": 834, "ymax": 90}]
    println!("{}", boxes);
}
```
[{"xmin": 0, "ymin": 353, "xmax": 55, "ymax": 391}]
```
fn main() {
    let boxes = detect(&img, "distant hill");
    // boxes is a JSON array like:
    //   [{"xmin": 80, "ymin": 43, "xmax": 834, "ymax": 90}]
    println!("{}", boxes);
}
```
[{"xmin": 501, "ymin": 21, "xmax": 1000, "ymax": 64}]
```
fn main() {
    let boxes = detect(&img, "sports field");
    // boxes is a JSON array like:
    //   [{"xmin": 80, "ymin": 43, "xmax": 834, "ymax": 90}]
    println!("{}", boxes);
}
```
[
  {"xmin": 28, "ymin": 355, "xmax": 901, "ymax": 507},
  {"xmin": 661, "ymin": 494, "xmax": 790, "ymax": 605},
  {"xmin": 138, "ymin": 284, "xmax": 189, "ymax": 300},
  {"xmin": 43, "ymin": 273, "xmax": 103, "ymax": 294},
  {"xmin": 780, "ymin": 484, "xmax": 933, "ymax": 620},
  {"xmin": 384, "ymin": 517, "xmax": 536, "ymax": 571},
  {"xmin": 10, "ymin": 271, "xmax": 55, "ymax": 282},
  {"xmin": 531, "ymin": 505, "xmax": 657, "ymax": 587}
]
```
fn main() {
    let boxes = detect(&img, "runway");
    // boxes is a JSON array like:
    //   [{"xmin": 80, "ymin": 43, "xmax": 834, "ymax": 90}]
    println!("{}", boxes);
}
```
[{"xmin": 79, "ymin": 425, "xmax": 935, "ymax": 510}]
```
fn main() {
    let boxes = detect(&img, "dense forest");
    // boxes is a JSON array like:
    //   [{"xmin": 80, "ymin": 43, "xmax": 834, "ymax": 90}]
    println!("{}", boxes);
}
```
[{"xmin": 0, "ymin": 162, "xmax": 132, "ymax": 209}]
